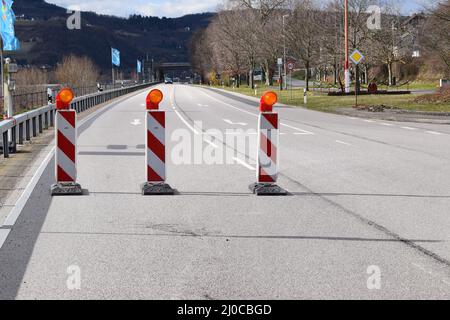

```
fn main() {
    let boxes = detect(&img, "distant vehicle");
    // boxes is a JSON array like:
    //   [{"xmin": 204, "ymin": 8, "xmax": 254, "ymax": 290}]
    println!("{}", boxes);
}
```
[{"xmin": 164, "ymin": 78, "xmax": 173, "ymax": 84}]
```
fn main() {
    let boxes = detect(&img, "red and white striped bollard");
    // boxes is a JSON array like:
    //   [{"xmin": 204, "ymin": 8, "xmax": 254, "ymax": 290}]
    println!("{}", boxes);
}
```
[
  {"xmin": 141, "ymin": 89, "xmax": 174, "ymax": 195},
  {"xmin": 250, "ymin": 91, "xmax": 287, "ymax": 196},
  {"xmin": 51, "ymin": 88, "xmax": 83, "ymax": 195}
]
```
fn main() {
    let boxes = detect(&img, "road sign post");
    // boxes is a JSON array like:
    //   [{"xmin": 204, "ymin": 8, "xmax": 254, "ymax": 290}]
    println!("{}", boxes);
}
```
[
  {"xmin": 349, "ymin": 49, "xmax": 365, "ymax": 107},
  {"xmin": 277, "ymin": 58, "xmax": 283, "ymax": 91},
  {"xmin": 287, "ymin": 62, "xmax": 295, "ymax": 100}
]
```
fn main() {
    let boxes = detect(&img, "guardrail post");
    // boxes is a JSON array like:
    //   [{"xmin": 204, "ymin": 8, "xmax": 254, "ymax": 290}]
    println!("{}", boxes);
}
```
[
  {"xmin": 38, "ymin": 114, "xmax": 43, "ymax": 133},
  {"xmin": 11, "ymin": 126, "xmax": 17, "ymax": 153},
  {"xmin": 44, "ymin": 111, "xmax": 49, "ymax": 130},
  {"xmin": 25, "ymin": 119, "xmax": 31, "ymax": 141},
  {"xmin": 32, "ymin": 117, "xmax": 37, "ymax": 137},
  {"xmin": 18, "ymin": 122, "xmax": 24, "ymax": 144},
  {"xmin": 2, "ymin": 131, "xmax": 9, "ymax": 158},
  {"xmin": 50, "ymin": 109, "xmax": 54, "ymax": 127}
]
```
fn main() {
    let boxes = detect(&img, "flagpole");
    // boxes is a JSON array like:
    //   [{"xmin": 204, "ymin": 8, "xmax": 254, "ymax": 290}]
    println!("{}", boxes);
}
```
[
  {"xmin": 112, "ymin": 67, "xmax": 115, "ymax": 88},
  {"xmin": 1, "ymin": 38, "xmax": 4, "ymax": 118}
]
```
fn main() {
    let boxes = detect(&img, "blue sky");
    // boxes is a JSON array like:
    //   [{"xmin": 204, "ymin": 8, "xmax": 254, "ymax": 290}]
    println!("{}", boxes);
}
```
[{"xmin": 45, "ymin": 0, "xmax": 432, "ymax": 18}]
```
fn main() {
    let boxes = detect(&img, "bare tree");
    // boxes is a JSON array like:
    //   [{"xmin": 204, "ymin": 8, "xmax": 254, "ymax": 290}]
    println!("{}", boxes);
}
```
[
  {"xmin": 285, "ymin": 0, "xmax": 322, "ymax": 91},
  {"xmin": 55, "ymin": 55, "xmax": 100, "ymax": 89},
  {"xmin": 189, "ymin": 28, "xmax": 213, "ymax": 82},
  {"xmin": 422, "ymin": 0, "xmax": 450, "ymax": 74},
  {"xmin": 15, "ymin": 67, "xmax": 48, "ymax": 86},
  {"xmin": 230, "ymin": 0, "xmax": 288, "ymax": 23}
]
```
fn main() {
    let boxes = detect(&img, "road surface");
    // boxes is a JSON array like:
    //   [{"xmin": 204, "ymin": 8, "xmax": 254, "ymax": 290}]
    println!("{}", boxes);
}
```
[{"xmin": 1, "ymin": 84, "xmax": 450, "ymax": 299}]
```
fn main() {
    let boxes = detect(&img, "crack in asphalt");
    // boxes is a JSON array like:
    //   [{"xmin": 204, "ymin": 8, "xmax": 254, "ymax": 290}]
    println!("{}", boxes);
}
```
[{"xmin": 177, "ymin": 85, "xmax": 450, "ymax": 270}]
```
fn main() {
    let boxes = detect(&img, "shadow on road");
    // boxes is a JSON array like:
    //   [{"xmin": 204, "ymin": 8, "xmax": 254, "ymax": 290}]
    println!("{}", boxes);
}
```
[{"xmin": 0, "ymin": 162, "xmax": 54, "ymax": 300}]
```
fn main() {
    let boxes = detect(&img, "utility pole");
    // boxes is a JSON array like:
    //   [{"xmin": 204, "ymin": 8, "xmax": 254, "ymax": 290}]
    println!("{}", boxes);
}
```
[
  {"xmin": 344, "ymin": 0, "xmax": 350, "ymax": 93},
  {"xmin": 283, "ymin": 14, "xmax": 289, "ymax": 91}
]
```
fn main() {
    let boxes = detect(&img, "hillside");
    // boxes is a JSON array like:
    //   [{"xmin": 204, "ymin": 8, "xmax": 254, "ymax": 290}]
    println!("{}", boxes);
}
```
[{"xmin": 8, "ymin": 0, "xmax": 213, "ymax": 73}]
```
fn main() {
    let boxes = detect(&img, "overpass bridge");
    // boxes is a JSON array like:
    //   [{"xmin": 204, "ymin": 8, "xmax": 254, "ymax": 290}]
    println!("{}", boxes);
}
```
[{"xmin": 154, "ymin": 62, "xmax": 192, "ymax": 81}]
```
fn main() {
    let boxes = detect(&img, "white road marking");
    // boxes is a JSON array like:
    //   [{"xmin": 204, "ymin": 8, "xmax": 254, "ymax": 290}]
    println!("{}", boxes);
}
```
[
  {"xmin": 335, "ymin": 140, "xmax": 351, "ymax": 146},
  {"xmin": 401, "ymin": 126, "xmax": 416, "ymax": 130},
  {"xmin": 347, "ymin": 116, "xmax": 357, "ymax": 120},
  {"xmin": 426, "ymin": 131, "xmax": 442, "ymax": 135},
  {"xmin": 197, "ymin": 103, "xmax": 209, "ymax": 107},
  {"xmin": 3, "ymin": 146, "xmax": 55, "ymax": 227},
  {"xmin": 280, "ymin": 123, "xmax": 314, "ymax": 135},
  {"xmin": 223, "ymin": 119, "xmax": 247, "ymax": 126},
  {"xmin": 200, "ymin": 90, "xmax": 258, "ymax": 117},
  {"xmin": 173, "ymin": 108, "xmax": 200, "ymax": 134},
  {"xmin": 200, "ymin": 88, "xmax": 315, "ymax": 135},
  {"xmin": 380, "ymin": 123, "xmax": 393, "ymax": 126},
  {"xmin": 204, "ymin": 138, "xmax": 218, "ymax": 148},
  {"xmin": 0, "ymin": 229, "xmax": 11, "ymax": 250},
  {"xmin": 364, "ymin": 119, "xmax": 375, "ymax": 123},
  {"xmin": 233, "ymin": 157, "xmax": 256, "ymax": 171},
  {"xmin": 131, "ymin": 119, "xmax": 141, "ymax": 126}
]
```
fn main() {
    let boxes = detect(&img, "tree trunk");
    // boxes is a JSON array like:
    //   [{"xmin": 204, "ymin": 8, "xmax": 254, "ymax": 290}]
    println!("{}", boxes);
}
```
[
  {"xmin": 388, "ymin": 62, "xmax": 393, "ymax": 86},
  {"xmin": 305, "ymin": 61, "xmax": 310, "ymax": 91},
  {"xmin": 334, "ymin": 60, "xmax": 338, "ymax": 85},
  {"xmin": 264, "ymin": 60, "xmax": 270, "ymax": 86}
]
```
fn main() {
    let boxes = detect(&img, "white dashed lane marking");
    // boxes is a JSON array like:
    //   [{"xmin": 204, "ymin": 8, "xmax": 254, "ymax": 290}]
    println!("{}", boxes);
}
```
[
  {"xmin": 335, "ymin": 140, "xmax": 352, "ymax": 146},
  {"xmin": 426, "ymin": 131, "xmax": 442, "ymax": 135}
]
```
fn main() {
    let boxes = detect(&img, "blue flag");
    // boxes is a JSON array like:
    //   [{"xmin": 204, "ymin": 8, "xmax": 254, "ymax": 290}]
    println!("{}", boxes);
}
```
[
  {"xmin": 137, "ymin": 60, "xmax": 142, "ymax": 73},
  {"xmin": 1, "ymin": 0, "xmax": 20, "ymax": 51},
  {"xmin": 111, "ymin": 48, "xmax": 120, "ymax": 67}
]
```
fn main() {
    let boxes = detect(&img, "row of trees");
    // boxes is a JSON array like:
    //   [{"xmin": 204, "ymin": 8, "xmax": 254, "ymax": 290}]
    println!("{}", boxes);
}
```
[
  {"xmin": 190, "ymin": 0, "xmax": 450, "ymax": 91},
  {"xmin": 15, "ymin": 55, "xmax": 100, "ymax": 90}
]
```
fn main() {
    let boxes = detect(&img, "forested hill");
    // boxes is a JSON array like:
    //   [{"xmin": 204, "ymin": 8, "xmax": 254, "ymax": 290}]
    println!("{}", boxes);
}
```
[{"xmin": 9, "ymin": 0, "xmax": 213, "ymax": 71}]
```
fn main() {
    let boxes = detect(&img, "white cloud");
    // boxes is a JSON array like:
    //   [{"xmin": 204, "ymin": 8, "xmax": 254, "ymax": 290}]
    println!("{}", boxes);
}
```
[{"xmin": 46, "ymin": 0, "xmax": 219, "ymax": 18}]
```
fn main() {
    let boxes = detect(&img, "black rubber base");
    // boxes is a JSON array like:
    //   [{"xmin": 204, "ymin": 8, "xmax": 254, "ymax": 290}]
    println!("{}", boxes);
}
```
[
  {"xmin": 51, "ymin": 182, "xmax": 83, "ymax": 196},
  {"xmin": 249, "ymin": 183, "xmax": 288, "ymax": 196},
  {"xmin": 142, "ymin": 182, "xmax": 175, "ymax": 195}
]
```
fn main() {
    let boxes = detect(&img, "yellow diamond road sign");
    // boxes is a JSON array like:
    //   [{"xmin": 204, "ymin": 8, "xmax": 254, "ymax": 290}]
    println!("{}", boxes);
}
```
[{"xmin": 350, "ymin": 49, "xmax": 365, "ymax": 65}]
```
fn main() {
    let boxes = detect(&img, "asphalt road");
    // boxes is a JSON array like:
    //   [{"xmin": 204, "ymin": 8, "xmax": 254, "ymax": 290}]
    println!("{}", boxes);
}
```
[{"xmin": 1, "ymin": 84, "xmax": 450, "ymax": 299}]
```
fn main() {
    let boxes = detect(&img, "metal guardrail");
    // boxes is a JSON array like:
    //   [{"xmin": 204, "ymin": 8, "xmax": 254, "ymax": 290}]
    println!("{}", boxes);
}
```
[{"xmin": 0, "ymin": 82, "xmax": 159, "ymax": 158}]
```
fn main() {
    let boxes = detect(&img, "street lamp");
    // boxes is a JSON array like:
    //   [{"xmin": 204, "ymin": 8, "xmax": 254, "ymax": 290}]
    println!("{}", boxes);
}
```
[
  {"xmin": 344, "ymin": 0, "xmax": 350, "ymax": 93},
  {"xmin": 282, "ymin": 14, "xmax": 289, "ymax": 91}
]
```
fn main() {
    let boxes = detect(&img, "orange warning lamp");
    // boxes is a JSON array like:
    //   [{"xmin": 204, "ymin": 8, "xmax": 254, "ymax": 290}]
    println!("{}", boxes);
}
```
[
  {"xmin": 146, "ymin": 89, "xmax": 164, "ymax": 110},
  {"xmin": 56, "ymin": 88, "xmax": 74, "ymax": 110},
  {"xmin": 260, "ymin": 91, "xmax": 278, "ymax": 112}
]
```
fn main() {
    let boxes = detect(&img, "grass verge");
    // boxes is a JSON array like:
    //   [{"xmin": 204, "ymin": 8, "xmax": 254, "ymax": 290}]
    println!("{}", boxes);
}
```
[{"xmin": 213, "ymin": 85, "xmax": 450, "ymax": 113}]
